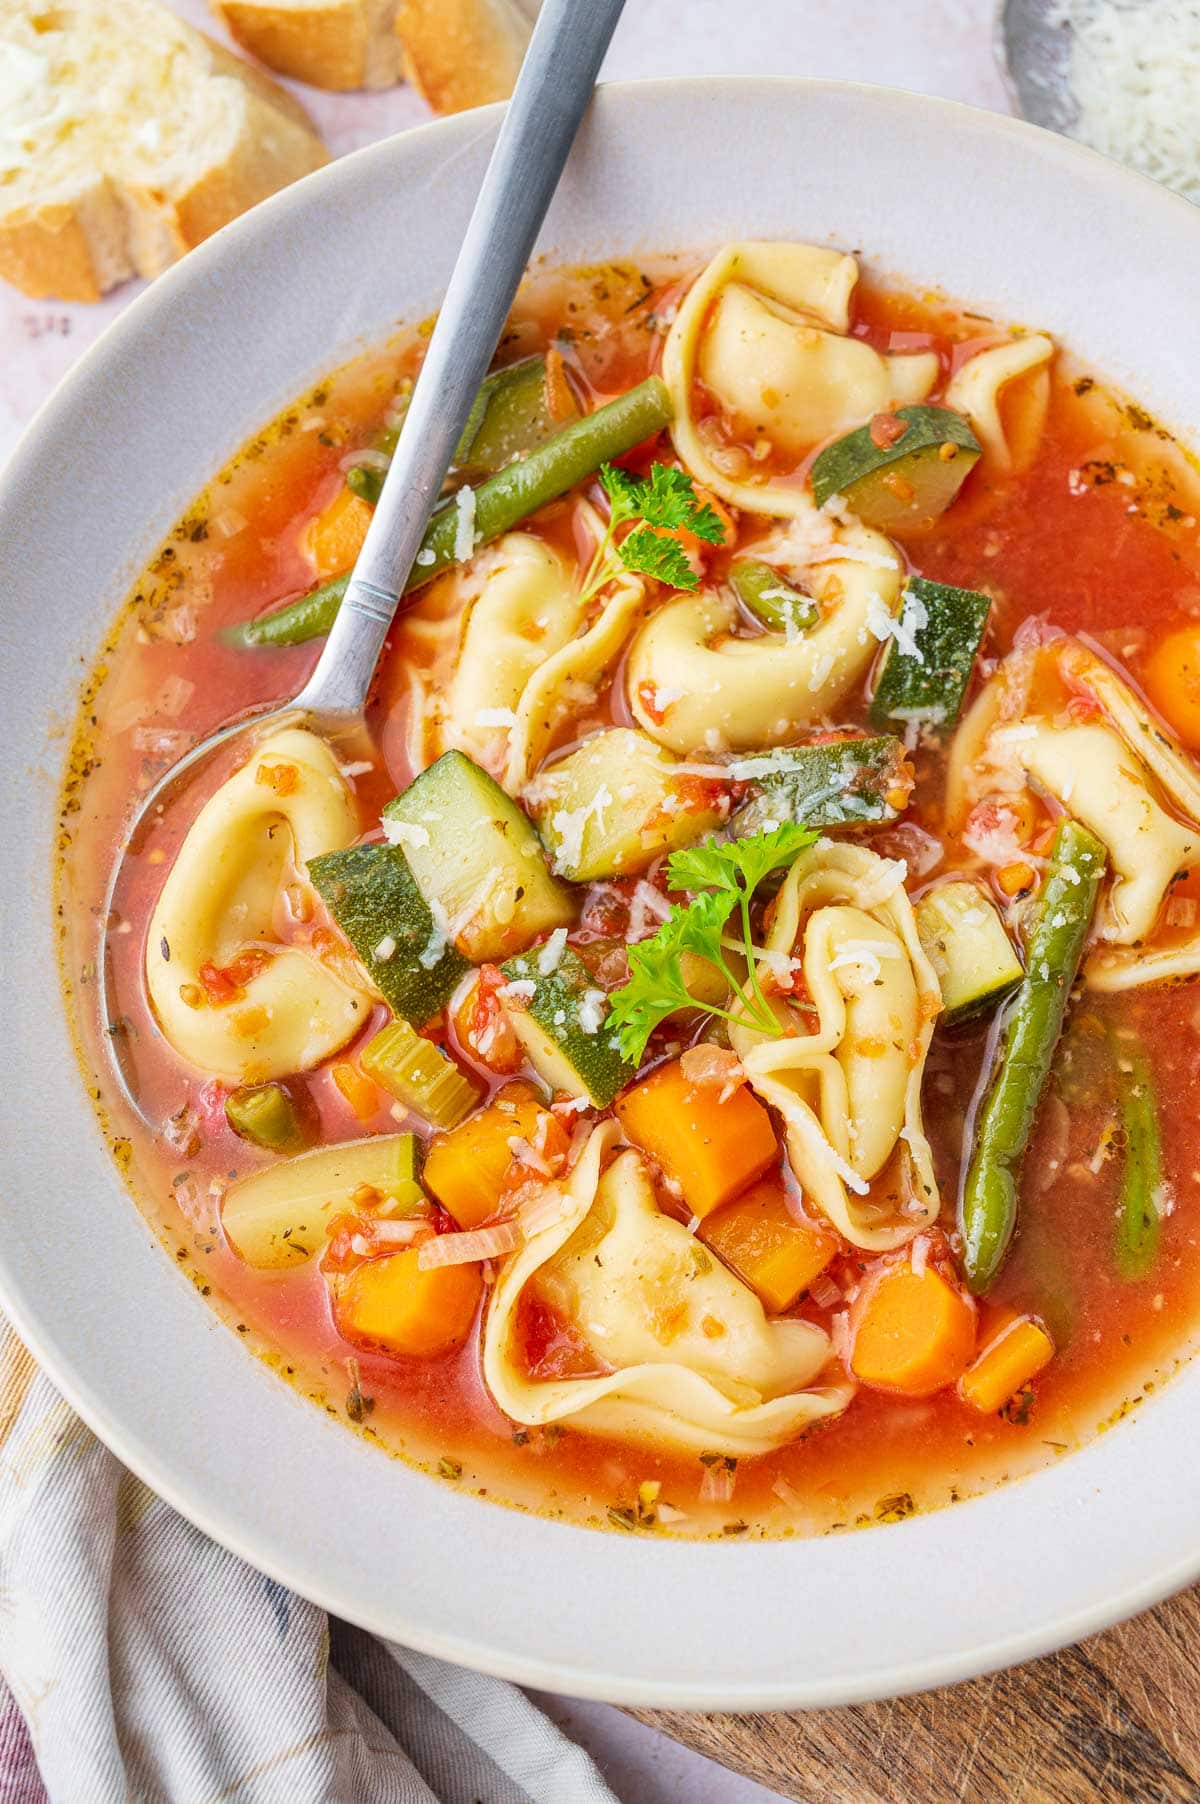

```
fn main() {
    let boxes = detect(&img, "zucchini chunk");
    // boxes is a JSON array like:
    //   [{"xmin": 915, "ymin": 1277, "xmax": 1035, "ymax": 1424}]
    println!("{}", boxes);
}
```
[
  {"xmin": 868, "ymin": 575, "xmax": 991, "ymax": 731},
  {"xmin": 308, "ymin": 843, "xmax": 469, "ymax": 1026},
  {"xmin": 810, "ymin": 405, "xmax": 981, "ymax": 532},
  {"xmin": 384, "ymin": 751, "xmax": 576, "ymax": 962},
  {"xmin": 729, "ymin": 559, "xmax": 819, "ymax": 635},
  {"xmin": 916, "ymin": 881, "xmax": 1023, "ymax": 1025},
  {"xmin": 499, "ymin": 944, "xmax": 634, "ymax": 1108},
  {"xmin": 360, "ymin": 1019, "xmax": 481, "ymax": 1130},
  {"xmin": 532, "ymin": 729, "xmax": 724, "ymax": 881},
  {"xmin": 730, "ymin": 736, "xmax": 912, "ymax": 835},
  {"xmin": 222, "ymin": 1134, "xmax": 425, "ymax": 1269}
]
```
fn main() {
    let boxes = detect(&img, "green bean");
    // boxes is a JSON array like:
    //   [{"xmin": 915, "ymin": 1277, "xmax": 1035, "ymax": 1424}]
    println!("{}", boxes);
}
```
[
  {"xmin": 730, "ymin": 558, "xmax": 819, "ymax": 635},
  {"xmin": 224, "ymin": 376, "xmax": 672, "ymax": 650},
  {"xmin": 960, "ymin": 818, "xmax": 1106, "ymax": 1293},
  {"xmin": 225, "ymin": 1082, "xmax": 315, "ymax": 1154},
  {"xmin": 1112, "ymin": 1031, "xmax": 1164, "ymax": 1280},
  {"xmin": 346, "ymin": 355, "xmax": 574, "ymax": 503}
]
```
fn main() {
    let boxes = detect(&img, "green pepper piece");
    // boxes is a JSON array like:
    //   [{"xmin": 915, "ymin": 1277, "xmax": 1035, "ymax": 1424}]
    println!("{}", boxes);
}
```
[
  {"xmin": 960, "ymin": 819, "xmax": 1106, "ymax": 1293},
  {"xmin": 730, "ymin": 558, "xmax": 819, "ymax": 634},
  {"xmin": 225, "ymin": 1082, "xmax": 316, "ymax": 1155},
  {"xmin": 1112, "ymin": 1031, "xmax": 1164, "ymax": 1281},
  {"xmin": 224, "ymin": 376, "xmax": 672, "ymax": 650}
]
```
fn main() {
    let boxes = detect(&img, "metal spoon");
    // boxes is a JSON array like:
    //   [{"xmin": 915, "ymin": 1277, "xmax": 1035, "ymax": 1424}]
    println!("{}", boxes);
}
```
[
  {"xmin": 996, "ymin": 0, "xmax": 1080, "ymax": 137},
  {"xmin": 101, "ymin": 0, "xmax": 626, "ymax": 1113}
]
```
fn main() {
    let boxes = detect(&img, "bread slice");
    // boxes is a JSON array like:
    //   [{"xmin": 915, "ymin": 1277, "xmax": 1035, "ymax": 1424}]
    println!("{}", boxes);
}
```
[
  {"xmin": 0, "ymin": 0, "xmax": 329, "ymax": 301},
  {"xmin": 211, "ymin": 0, "xmax": 403, "ymax": 91},
  {"xmin": 398, "ymin": 0, "xmax": 542, "ymax": 114}
]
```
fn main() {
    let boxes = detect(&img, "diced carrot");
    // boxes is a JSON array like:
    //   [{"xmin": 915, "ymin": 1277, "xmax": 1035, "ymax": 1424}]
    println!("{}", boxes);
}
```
[
  {"xmin": 331, "ymin": 1061, "xmax": 379, "ymax": 1121},
  {"xmin": 454, "ymin": 967, "xmax": 522, "ymax": 1074},
  {"xmin": 959, "ymin": 1307, "xmax": 1055, "ymax": 1414},
  {"xmin": 996, "ymin": 860, "xmax": 1036, "ymax": 897},
  {"xmin": 336, "ymin": 1250, "xmax": 481, "ymax": 1358},
  {"xmin": 423, "ymin": 1082, "xmax": 558, "ymax": 1227},
  {"xmin": 301, "ymin": 486, "xmax": 373, "ymax": 579},
  {"xmin": 615, "ymin": 1056, "xmax": 778, "ymax": 1218},
  {"xmin": 699, "ymin": 1177, "xmax": 838, "ymax": 1312},
  {"xmin": 850, "ymin": 1261, "xmax": 976, "ymax": 1397},
  {"xmin": 1143, "ymin": 624, "xmax": 1200, "ymax": 749}
]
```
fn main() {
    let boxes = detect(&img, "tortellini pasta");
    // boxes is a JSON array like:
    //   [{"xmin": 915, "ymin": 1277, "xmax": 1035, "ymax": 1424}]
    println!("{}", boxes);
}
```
[
  {"xmin": 947, "ymin": 638, "xmax": 1200, "ymax": 987},
  {"xmin": 730, "ymin": 842, "xmax": 942, "ymax": 1250},
  {"xmin": 441, "ymin": 533, "xmax": 582, "ymax": 773},
  {"xmin": 625, "ymin": 504, "xmax": 903, "ymax": 753},
  {"xmin": 944, "ymin": 334, "xmax": 1054, "ymax": 474},
  {"xmin": 664, "ymin": 241, "xmax": 938, "ymax": 515},
  {"xmin": 504, "ymin": 567, "xmax": 646, "ymax": 793},
  {"xmin": 146, "ymin": 728, "xmax": 368, "ymax": 1080},
  {"xmin": 483, "ymin": 1123, "xmax": 851, "ymax": 1456}
]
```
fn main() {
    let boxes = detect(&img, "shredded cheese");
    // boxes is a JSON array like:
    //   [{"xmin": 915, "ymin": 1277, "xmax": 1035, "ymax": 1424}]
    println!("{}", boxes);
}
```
[
  {"xmin": 453, "ymin": 484, "xmax": 477, "ymax": 562},
  {"xmin": 381, "ymin": 817, "xmax": 430, "ymax": 850},
  {"xmin": 1052, "ymin": 0, "xmax": 1200, "ymax": 202}
]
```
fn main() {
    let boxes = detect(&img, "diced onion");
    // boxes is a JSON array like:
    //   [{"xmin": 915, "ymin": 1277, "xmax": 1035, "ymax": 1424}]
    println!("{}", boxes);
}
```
[
  {"xmin": 698, "ymin": 1462, "xmax": 736, "ymax": 1504},
  {"xmin": 418, "ymin": 1220, "xmax": 521, "ymax": 1268},
  {"xmin": 516, "ymin": 1184, "xmax": 573, "ymax": 1238}
]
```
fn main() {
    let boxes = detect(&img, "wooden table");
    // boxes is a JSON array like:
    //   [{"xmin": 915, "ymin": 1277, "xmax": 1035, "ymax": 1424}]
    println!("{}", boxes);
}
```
[{"xmin": 638, "ymin": 1589, "xmax": 1200, "ymax": 1801}]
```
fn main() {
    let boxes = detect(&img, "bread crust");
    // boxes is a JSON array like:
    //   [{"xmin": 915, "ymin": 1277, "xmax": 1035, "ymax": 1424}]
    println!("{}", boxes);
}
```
[
  {"xmin": 0, "ymin": 17, "xmax": 328, "ymax": 301},
  {"xmin": 398, "ymin": 0, "xmax": 539, "ymax": 115},
  {"xmin": 212, "ymin": 1, "xmax": 402, "ymax": 91}
]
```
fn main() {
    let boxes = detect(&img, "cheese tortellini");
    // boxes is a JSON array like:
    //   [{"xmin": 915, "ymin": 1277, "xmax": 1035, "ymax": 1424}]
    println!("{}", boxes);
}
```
[
  {"xmin": 439, "ymin": 524, "xmax": 648, "ymax": 793},
  {"xmin": 625, "ymin": 504, "xmax": 903, "ymax": 753},
  {"xmin": 730, "ymin": 842, "xmax": 943, "ymax": 1250},
  {"xmin": 441, "ymin": 533, "xmax": 582, "ymax": 774},
  {"xmin": 483, "ymin": 1124, "xmax": 851, "ymax": 1456},
  {"xmin": 146, "ymin": 728, "xmax": 368, "ymax": 1080},
  {"xmin": 944, "ymin": 334, "xmax": 1054, "ymax": 474},
  {"xmin": 948, "ymin": 638, "xmax": 1200, "ymax": 988},
  {"xmin": 664, "ymin": 241, "xmax": 938, "ymax": 515}
]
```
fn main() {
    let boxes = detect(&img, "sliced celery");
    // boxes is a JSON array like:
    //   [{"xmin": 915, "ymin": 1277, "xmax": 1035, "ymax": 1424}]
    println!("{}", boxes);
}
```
[{"xmin": 360, "ymin": 1019, "xmax": 481, "ymax": 1130}]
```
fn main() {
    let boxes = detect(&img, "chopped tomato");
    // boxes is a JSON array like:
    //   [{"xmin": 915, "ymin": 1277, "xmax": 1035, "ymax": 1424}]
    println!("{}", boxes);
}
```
[{"xmin": 197, "ymin": 949, "xmax": 270, "ymax": 1005}]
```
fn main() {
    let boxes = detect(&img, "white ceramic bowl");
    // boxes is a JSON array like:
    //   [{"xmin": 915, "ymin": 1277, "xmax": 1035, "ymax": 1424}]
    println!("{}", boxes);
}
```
[{"xmin": 2, "ymin": 80, "xmax": 1199, "ymax": 1710}]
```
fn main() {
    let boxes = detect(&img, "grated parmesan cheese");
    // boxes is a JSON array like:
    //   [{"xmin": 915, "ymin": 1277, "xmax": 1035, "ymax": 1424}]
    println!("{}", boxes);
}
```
[
  {"xmin": 1051, "ymin": 0, "xmax": 1200, "ymax": 203},
  {"xmin": 453, "ymin": 484, "xmax": 477, "ymax": 562},
  {"xmin": 381, "ymin": 817, "xmax": 430, "ymax": 850},
  {"xmin": 578, "ymin": 989, "xmax": 607, "ymax": 1034},
  {"xmin": 537, "ymin": 927, "xmax": 569, "ymax": 975}
]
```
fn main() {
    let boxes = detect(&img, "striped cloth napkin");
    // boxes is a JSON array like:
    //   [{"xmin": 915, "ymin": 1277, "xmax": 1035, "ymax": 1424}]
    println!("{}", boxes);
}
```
[{"xmin": 0, "ymin": 1326, "xmax": 621, "ymax": 1803}]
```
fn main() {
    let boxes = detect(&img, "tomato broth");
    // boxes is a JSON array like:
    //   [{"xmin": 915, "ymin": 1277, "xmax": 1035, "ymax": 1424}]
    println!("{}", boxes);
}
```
[{"xmin": 58, "ymin": 251, "xmax": 1200, "ymax": 1538}]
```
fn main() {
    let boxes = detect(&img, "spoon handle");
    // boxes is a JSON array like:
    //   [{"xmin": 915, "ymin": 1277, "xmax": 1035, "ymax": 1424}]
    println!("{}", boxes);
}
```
[{"xmin": 296, "ymin": 0, "xmax": 626, "ymax": 721}]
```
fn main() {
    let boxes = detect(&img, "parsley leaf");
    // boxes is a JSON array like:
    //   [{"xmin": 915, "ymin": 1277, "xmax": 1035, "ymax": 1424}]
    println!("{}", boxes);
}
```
[
  {"xmin": 615, "ymin": 526, "xmax": 700, "ymax": 591},
  {"xmin": 605, "ymin": 825, "xmax": 818, "ymax": 1063},
  {"xmin": 607, "ymin": 915, "xmax": 696, "ymax": 1063},
  {"xmin": 668, "ymin": 823, "xmax": 818, "ymax": 899},
  {"xmin": 580, "ymin": 461, "xmax": 726, "ymax": 603},
  {"xmin": 602, "ymin": 462, "xmax": 727, "ymax": 545}
]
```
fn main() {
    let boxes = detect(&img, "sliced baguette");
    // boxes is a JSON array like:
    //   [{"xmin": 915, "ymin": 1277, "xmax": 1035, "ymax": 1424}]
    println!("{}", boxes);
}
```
[
  {"xmin": 397, "ymin": 0, "xmax": 541, "ymax": 114},
  {"xmin": 211, "ymin": 0, "xmax": 403, "ymax": 91},
  {"xmin": 0, "ymin": 0, "xmax": 328, "ymax": 301}
]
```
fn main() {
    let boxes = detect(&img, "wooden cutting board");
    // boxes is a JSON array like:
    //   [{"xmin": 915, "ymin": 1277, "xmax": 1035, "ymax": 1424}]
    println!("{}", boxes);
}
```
[{"xmin": 637, "ymin": 1585, "xmax": 1200, "ymax": 1802}]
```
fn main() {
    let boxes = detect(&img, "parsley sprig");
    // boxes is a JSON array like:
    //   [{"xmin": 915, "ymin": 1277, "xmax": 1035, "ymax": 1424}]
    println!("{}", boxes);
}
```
[
  {"xmin": 580, "ymin": 462, "xmax": 726, "ymax": 602},
  {"xmin": 606, "ymin": 823, "xmax": 818, "ymax": 1063}
]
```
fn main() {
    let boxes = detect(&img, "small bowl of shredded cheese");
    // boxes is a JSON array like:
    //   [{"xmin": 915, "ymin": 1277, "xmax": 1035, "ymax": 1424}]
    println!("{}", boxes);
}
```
[{"xmin": 999, "ymin": 0, "xmax": 1200, "ymax": 203}]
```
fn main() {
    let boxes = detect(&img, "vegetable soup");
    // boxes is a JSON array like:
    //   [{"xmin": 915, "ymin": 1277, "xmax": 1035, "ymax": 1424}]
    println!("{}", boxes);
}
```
[{"xmin": 59, "ymin": 244, "xmax": 1200, "ymax": 1537}]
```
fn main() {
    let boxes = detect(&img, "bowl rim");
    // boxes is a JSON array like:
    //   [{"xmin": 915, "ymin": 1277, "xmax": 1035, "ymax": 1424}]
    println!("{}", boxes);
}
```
[{"xmin": 3, "ymin": 75, "xmax": 1200, "ymax": 1711}]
